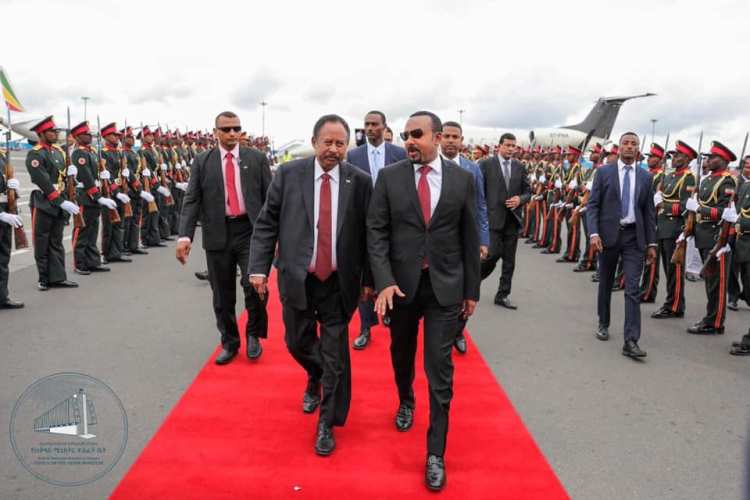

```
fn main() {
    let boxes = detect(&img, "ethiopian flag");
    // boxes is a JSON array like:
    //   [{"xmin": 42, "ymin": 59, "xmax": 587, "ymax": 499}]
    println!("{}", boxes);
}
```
[{"xmin": 0, "ymin": 67, "xmax": 25, "ymax": 112}]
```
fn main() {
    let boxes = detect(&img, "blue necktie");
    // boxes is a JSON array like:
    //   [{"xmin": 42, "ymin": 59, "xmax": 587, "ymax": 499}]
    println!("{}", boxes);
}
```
[{"xmin": 621, "ymin": 165, "xmax": 632, "ymax": 219}]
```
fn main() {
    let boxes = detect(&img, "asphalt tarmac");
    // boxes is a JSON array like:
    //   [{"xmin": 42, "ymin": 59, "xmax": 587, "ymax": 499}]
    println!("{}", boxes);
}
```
[{"xmin": 0, "ymin": 152, "xmax": 748, "ymax": 499}]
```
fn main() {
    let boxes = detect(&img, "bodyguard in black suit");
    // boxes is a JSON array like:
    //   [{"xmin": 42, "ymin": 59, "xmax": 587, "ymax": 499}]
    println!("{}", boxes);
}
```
[
  {"xmin": 249, "ymin": 115, "xmax": 373, "ymax": 456},
  {"xmin": 176, "ymin": 111, "xmax": 271, "ymax": 365},
  {"xmin": 479, "ymin": 133, "xmax": 531, "ymax": 309},
  {"xmin": 367, "ymin": 111, "xmax": 480, "ymax": 491},
  {"xmin": 587, "ymin": 132, "xmax": 657, "ymax": 359}
]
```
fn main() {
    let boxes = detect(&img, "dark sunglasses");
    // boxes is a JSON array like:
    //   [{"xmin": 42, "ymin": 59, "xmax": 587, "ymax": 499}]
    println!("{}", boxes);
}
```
[
  {"xmin": 400, "ymin": 128, "xmax": 425, "ymax": 141},
  {"xmin": 217, "ymin": 126, "xmax": 242, "ymax": 133}
]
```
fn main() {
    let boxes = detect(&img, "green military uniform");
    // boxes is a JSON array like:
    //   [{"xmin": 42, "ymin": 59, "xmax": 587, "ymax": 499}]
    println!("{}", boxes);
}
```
[
  {"xmin": 155, "ymin": 140, "xmax": 174, "ymax": 239},
  {"xmin": 655, "ymin": 162, "xmax": 696, "ymax": 315},
  {"xmin": 639, "ymin": 164, "xmax": 664, "ymax": 302},
  {"xmin": 730, "ymin": 177, "xmax": 750, "ymax": 354},
  {"xmin": 71, "ymin": 142, "xmax": 105, "ymax": 272},
  {"xmin": 100, "ymin": 139, "xmax": 128, "ymax": 261},
  {"xmin": 0, "ymin": 151, "xmax": 11, "ymax": 300},
  {"xmin": 560, "ymin": 158, "xmax": 583, "ymax": 262},
  {"xmin": 138, "ymin": 139, "xmax": 163, "ymax": 247},
  {"xmin": 575, "ymin": 163, "xmax": 600, "ymax": 272},
  {"xmin": 121, "ymin": 133, "xmax": 144, "ymax": 253},
  {"xmin": 539, "ymin": 161, "xmax": 563, "ymax": 251},
  {"xmin": 26, "ymin": 136, "xmax": 70, "ymax": 286}
]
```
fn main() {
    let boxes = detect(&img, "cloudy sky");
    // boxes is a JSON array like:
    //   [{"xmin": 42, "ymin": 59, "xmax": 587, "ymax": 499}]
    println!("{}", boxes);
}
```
[{"xmin": 3, "ymin": 0, "xmax": 750, "ymax": 154}]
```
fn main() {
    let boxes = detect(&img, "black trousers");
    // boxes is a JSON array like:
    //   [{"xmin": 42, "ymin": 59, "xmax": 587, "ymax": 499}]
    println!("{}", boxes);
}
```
[
  {"xmin": 698, "ymin": 248, "xmax": 728, "ymax": 329},
  {"xmin": 205, "ymin": 216, "xmax": 268, "ymax": 351},
  {"xmin": 140, "ymin": 199, "xmax": 161, "ymax": 247},
  {"xmin": 123, "ymin": 196, "xmax": 142, "ymax": 251},
  {"xmin": 73, "ymin": 205, "xmax": 101, "ymax": 271},
  {"xmin": 597, "ymin": 226, "xmax": 644, "ymax": 342},
  {"xmin": 390, "ymin": 270, "xmax": 459, "ymax": 457},
  {"xmin": 282, "ymin": 273, "xmax": 352, "ymax": 427},
  {"xmin": 156, "ymin": 192, "xmax": 172, "ymax": 239},
  {"xmin": 0, "ymin": 218, "xmax": 10, "ymax": 302},
  {"xmin": 102, "ymin": 202, "xmax": 126, "ymax": 260},
  {"xmin": 737, "ymin": 260, "xmax": 750, "ymax": 306},
  {"xmin": 727, "ymin": 243, "xmax": 742, "ymax": 303},
  {"xmin": 658, "ymin": 238, "xmax": 685, "ymax": 313},
  {"xmin": 481, "ymin": 219, "xmax": 519, "ymax": 297},
  {"xmin": 563, "ymin": 211, "xmax": 581, "ymax": 261},
  {"xmin": 169, "ymin": 189, "xmax": 182, "ymax": 235},
  {"xmin": 31, "ymin": 207, "xmax": 67, "ymax": 284}
]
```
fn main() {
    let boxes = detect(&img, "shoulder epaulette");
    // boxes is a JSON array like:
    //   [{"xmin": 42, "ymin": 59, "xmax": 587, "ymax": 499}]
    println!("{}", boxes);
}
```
[
  {"xmin": 52, "ymin": 145, "xmax": 64, "ymax": 152},
  {"xmin": 33, "ymin": 144, "xmax": 43, "ymax": 151}
]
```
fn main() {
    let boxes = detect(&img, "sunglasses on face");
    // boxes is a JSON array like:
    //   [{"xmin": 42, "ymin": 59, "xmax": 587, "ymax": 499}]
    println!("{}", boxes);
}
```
[
  {"xmin": 217, "ymin": 126, "xmax": 242, "ymax": 133},
  {"xmin": 400, "ymin": 128, "xmax": 425, "ymax": 141}
]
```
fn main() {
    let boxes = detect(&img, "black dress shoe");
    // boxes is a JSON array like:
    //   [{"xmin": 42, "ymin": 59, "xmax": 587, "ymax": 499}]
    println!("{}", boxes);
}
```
[
  {"xmin": 74, "ymin": 268, "xmax": 91, "ymax": 275},
  {"xmin": 48, "ymin": 280, "xmax": 78, "ymax": 288},
  {"xmin": 162, "ymin": 236, "xmax": 175, "ymax": 241},
  {"xmin": 622, "ymin": 340, "xmax": 647, "ymax": 358},
  {"xmin": 730, "ymin": 344, "xmax": 750, "ymax": 355},
  {"xmin": 555, "ymin": 256, "xmax": 572, "ymax": 263},
  {"xmin": 303, "ymin": 384, "xmax": 322, "ymax": 414},
  {"xmin": 686, "ymin": 272, "xmax": 701, "ymax": 282},
  {"xmin": 651, "ymin": 307, "xmax": 684, "ymax": 319},
  {"xmin": 687, "ymin": 323, "xmax": 724, "ymax": 335},
  {"xmin": 130, "ymin": 248, "xmax": 149, "ymax": 255},
  {"xmin": 0, "ymin": 298, "xmax": 24, "ymax": 309},
  {"xmin": 195, "ymin": 270, "xmax": 209, "ymax": 281},
  {"xmin": 246, "ymin": 335, "xmax": 263, "ymax": 359},
  {"xmin": 494, "ymin": 295, "xmax": 517, "ymax": 309},
  {"xmin": 38, "ymin": 282, "xmax": 49, "ymax": 291},
  {"xmin": 454, "ymin": 335, "xmax": 467, "ymax": 354},
  {"xmin": 89, "ymin": 266, "xmax": 111, "ymax": 272},
  {"xmin": 395, "ymin": 403, "xmax": 414, "ymax": 432},
  {"xmin": 572, "ymin": 265, "xmax": 588, "ymax": 272},
  {"xmin": 727, "ymin": 300, "xmax": 739, "ymax": 311},
  {"xmin": 215, "ymin": 348, "xmax": 238, "ymax": 365},
  {"xmin": 595, "ymin": 324, "xmax": 610, "ymax": 341},
  {"xmin": 106, "ymin": 256, "xmax": 132, "ymax": 263},
  {"xmin": 352, "ymin": 328, "xmax": 370, "ymax": 350},
  {"xmin": 591, "ymin": 274, "xmax": 600, "ymax": 283},
  {"xmin": 315, "ymin": 422, "xmax": 335, "ymax": 456},
  {"xmin": 425, "ymin": 455, "xmax": 446, "ymax": 491}
]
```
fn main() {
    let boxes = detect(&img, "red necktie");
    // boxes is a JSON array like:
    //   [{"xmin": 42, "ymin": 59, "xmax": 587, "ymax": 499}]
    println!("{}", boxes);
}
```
[
  {"xmin": 418, "ymin": 165, "xmax": 431, "ymax": 268},
  {"xmin": 225, "ymin": 152, "xmax": 241, "ymax": 216},
  {"xmin": 314, "ymin": 173, "xmax": 333, "ymax": 281}
]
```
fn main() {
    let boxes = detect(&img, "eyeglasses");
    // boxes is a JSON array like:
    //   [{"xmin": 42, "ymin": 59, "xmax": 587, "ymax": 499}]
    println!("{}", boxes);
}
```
[
  {"xmin": 400, "ymin": 128, "xmax": 424, "ymax": 141},
  {"xmin": 217, "ymin": 126, "xmax": 242, "ymax": 133}
]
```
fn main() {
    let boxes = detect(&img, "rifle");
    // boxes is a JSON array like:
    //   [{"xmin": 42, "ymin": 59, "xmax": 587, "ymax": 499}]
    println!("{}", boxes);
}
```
[
  {"xmin": 96, "ymin": 116, "xmax": 121, "ymax": 223},
  {"xmin": 2, "ymin": 143, "xmax": 29, "ymax": 249},
  {"xmin": 138, "ymin": 150, "xmax": 158, "ymax": 214},
  {"xmin": 156, "ymin": 146, "xmax": 174, "ymax": 206},
  {"xmin": 738, "ymin": 132, "xmax": 748, "ymax": 168},
  {"xmin": 119, "ymin": 153, "xmax": 134, "ymax": 219},
  {"xmin": 65, "ymin": 107, "xmax": 85, "ymax": 229}
]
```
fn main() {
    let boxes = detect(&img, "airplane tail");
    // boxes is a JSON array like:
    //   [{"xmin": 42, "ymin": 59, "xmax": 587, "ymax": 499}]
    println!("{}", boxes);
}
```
[{"xmin": 564, "ymin": 93, "xmax": 655, "ymax": 140}]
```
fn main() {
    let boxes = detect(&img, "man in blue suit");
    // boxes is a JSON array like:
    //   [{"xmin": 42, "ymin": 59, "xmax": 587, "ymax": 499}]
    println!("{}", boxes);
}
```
[
  {"xmin": 587, "ymin": 132, "xmax": 657, "ymax": 359},
  {"xmin": 440, "ymin": 121, "xmax": 489, "ymax": 354},
  {"xmin": 347, "ymin": 110, "xmax": 407, "ymax": 350}
]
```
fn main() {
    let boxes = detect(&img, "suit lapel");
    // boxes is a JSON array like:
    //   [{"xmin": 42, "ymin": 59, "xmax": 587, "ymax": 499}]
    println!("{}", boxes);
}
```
[
  {"xmin": 211, "ymin": 148, "xmax": 227, "ymax": 210},
  {"xmin": 496, "ymin": 156, "xmax": 508, "ymax": 195},
  {"xmin": 337, "ymin": 163, "xmax": 352, "ymax": 238},
  {"xmin": 403, "ymin": 161, "xmax": 426, "ymax": 228},
  {"xmin": 301, "ymin": 157, "xmax": 315, "ymax": 228},
  {"xmin": 238, "ymin": 148, "xmax": 251, "ymax": 200}
]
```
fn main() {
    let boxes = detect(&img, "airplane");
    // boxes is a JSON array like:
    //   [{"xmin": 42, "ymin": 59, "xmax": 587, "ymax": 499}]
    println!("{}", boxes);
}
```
[{"xmin": 277, "ymin": 92, "xmax": 655, "ymax": 159}]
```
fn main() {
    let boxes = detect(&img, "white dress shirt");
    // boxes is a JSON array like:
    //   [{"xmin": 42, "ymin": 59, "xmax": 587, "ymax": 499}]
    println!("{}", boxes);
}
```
[
  {"xmin": 366, "ymin": 140, "xmax": 386, "ymax": 185},
  {"xmin": 618, "ymin": 159, "xmax": 636, "ymax": 224},
  {"xmin": 414, "ymin": 154, "xmax": 442, "ymax": 217},
  {"xmin": 218, "ymin": 143, "xmax": 246, "ymax": 216},
  {"xmin": 309, "ymin": 159, "xmax": 340, "ymax": 271}
]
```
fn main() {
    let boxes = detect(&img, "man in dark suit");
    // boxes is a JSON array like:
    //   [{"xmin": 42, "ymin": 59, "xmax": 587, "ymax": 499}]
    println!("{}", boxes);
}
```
[
  {"xmin": 367, "ymin": 111, "xmax": 480, "ymax": 491},
  {"xmin": 346, "ymin": 110, "xmax": 406, "ymax": 350},
  {"xmin": 587, "ymin": 132, "xmax": 657, "ymax": 359},
  {"xmin": 176, "ymin": 111, "xmax": 271, "ymax": 365},
  {"xmin": 479, "ymin": 133, "xmax": 531, "ymax": 309},
  {"xmin": 249, "ymin": 115, "xmax": 373, "ymax": 456}
]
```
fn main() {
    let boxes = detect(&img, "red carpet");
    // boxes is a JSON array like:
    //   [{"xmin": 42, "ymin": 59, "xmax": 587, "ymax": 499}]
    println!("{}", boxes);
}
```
[{"xmin": 111, "ymin": 274, "xmax": 568, "ymax": 499}]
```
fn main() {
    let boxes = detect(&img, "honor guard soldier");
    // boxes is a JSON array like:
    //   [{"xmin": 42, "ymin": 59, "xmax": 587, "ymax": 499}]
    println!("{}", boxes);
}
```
[
  {"xmin": 639, "ymin": 143, "xmax": 666, "ymax": 302},
  {"xmin": 120, "ymin": 127, "xmax": 148, "ymax": 255},
  {"xmin": 651, "ymin": 141, "xmax": 697, "ymax": 319},
  {"xmin": 730, "ymin": 164, "xmax": 750, "ymax": 355},
  {"xmin": 0, "ymin": 148, "xmax": 24, "ymax": 308},
  {"xmin": 559, "ymin": 145, "xmax": 583, "ymax": 263},
  {"xmin": 574, "ymin": 143, "xmax": 604, "ymax": 272},
  {"xmin": 70, "ymin": 121, "xmax": 117, "ymax": 274},
  {"xmin": 26, "ymin": 116, "xmax": 79, "ymax": 290},
  {"xmin": 686, "ymin": 141, "xmax": 738, "ymax": 335},
  {"xmin": 137, "ymin": 127, "xmax": 164, "ymax": 248},
  {"xmin": 153, "ymin": 129, "xmax": 174, "ymax": 241},
  {"xmin": 100, "ymin": 122, "xmax": 132, "ymax": 264}
]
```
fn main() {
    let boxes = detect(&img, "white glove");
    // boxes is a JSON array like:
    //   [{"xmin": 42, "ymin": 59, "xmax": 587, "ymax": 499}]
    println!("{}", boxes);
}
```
[
  {"xmin": 140, "ymin": 191, "xmax": 155, "ymax": 203},
  {"xmin": 585, "ymin": 180, "xmax": 593, "ymax": 190},
  {"xmin": 121, "ymin": 168, "xmax": 130, "ymax": 179},
  {"xmin": 60, "ymin": 200, "xmax": 80, "ymax": 215},
  {"xmin": 157, "ymin": 186, "xmax": 171, "ymax": 197},
  {"xmin": 116, "ymin": 193, "xmax": 131, "ymax": 204},
  {"xmin": 579, "ymin": 207, "xmax": 587, "ymax": 213},
  {"xmin": 539, "ymin": 175, "xmax": 546, "ymax": 183},
  {"xmin": 568, "ymin": 179, "xmax": 577, "ymax": 190},
  {"xmin": 653, "ymin": 192, "xmax": 663, "ymax": 207},
  {"xmin": 160, "ymin": 163, "xmax": 168, "ymax": 172},
  {"xmin": 7, "ymin": 178, "xmax": 20, "ymax": 190},
  {"xmin": 685, "ymin": 196, "xmax": 699, "ymax": 212},
  {"xmin": 99, "ymin": 170, "xmax": 111, "ymax": 181},
  {"xmin": 676, "ymin": 232, "xmax": 686, "ymax": 243},
  {"xmin": 66, "ymin": 165, "xmax": 78, "ymax": 177},
  {"xmin": 554, "ymin": 179, "xmax": 562, "ymax": 189},
  {"xmin": 98, "ymin": 197, "xmax": 117, "ymax": 210},
  {"xmin": 176, "ymin": 182, "xmax": 189, "ymax": 191},
  {"xmin": 721, "ymin": 205, "xmax": 738, "ymax": 224},
  {"xmin": 565, "ymin": 203, "xmax": 574, "ymax": 209},
  {"xmin": 716, "ymin": 244, "xmax": 732, "ymax": 258},
  {"xmin": 181, "ymin": 160, "xmax": 187, "ymax": 168},
  {"xmin": 176, "ymin": 163, "xmax": 183, "ymax": 170},
  {"xmin": 0, "ymin": 211, "xmax": 23, "ymax": 228},
  {"xmin": 141, "ymin": 168, "xmax": 151, "ymax": 177}
]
